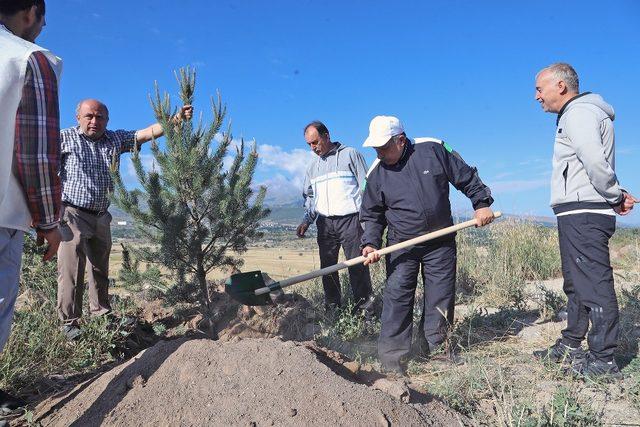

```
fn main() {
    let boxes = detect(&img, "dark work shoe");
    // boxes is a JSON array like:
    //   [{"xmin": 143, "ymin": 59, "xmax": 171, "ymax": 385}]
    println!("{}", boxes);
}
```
[
  {"xmin": 428, "ymin": 343, "xmax": 465, "ymax": 366},
  {"xmin": 61, "ymin": 325, "xmax": 83, "ymax": 341},
  {"xmin": 533, "ymin": 338, "xmax": 585, "ymax": 364},
  {"xmin": 573, "ymin": 353, "xmax": 623, "ymax": 381},
  {"xmin": 324, "ymin": 303, "xmax": 340, "ymax": 317},
  {"xmin": 381, "ymin": 360, "xmax": 406, "ymax": 376},
  {"xmin": 353, "ymin": 296, "xmax": 376, "ymax": 320},
  {"xmin": 0, "ymin": 389, "xmax": 27, "ymax": 415}
]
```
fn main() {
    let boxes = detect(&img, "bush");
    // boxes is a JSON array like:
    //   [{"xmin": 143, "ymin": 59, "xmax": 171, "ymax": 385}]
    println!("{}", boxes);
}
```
[
  {"xmin": 0, "ymin": 235, "xmax": 135, "ymax": 392},
  {"xmin": 456, "ymin": 219, "xmax": 561, "ymax": 309}
]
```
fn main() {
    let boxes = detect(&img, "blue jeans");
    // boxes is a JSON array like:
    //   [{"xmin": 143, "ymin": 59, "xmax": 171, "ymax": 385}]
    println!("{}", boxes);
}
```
[{"xmin": 0, "ymin": 227, "xmax": 24, "ymax": 353}]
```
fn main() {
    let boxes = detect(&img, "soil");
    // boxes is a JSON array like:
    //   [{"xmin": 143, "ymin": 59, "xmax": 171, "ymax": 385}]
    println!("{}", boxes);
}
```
[
  {"xmin": 33, "ymin": 337, "xmax": 466, "ymax": 426},
  {"xmin": 29, "ymin": 284, "xmax": 468, "ymax": 426}
]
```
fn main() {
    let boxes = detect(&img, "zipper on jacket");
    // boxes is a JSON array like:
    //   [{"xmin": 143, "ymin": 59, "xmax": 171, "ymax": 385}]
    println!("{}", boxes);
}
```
[{"xmin": 563, "ymin": 162, "xmax": 568, "ymax": 196}]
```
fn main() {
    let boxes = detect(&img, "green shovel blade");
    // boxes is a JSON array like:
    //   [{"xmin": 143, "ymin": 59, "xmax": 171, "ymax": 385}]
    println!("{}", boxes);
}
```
[{"xmin": 225, "ymin": 270, "xmax": 273, "ymax": 306}]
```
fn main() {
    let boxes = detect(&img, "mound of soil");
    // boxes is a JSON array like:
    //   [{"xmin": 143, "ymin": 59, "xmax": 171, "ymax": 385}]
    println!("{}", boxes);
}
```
[
  {"xmin": 34, "ymin": 337, "xmax": 464, "ymax": 426},
  {"xmin": 218, "ymin": 293, "xmax": 319, "ymax": 342}
]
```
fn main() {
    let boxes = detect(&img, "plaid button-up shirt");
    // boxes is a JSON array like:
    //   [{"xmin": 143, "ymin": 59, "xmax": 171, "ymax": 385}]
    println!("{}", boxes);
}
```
[
  {"xmin": 14, "ymin": 50, "xmax": 62, "ymax": 230},
  {"xmin": 60, "ymin": 126, "xmax": 137, "ymax": 212}
]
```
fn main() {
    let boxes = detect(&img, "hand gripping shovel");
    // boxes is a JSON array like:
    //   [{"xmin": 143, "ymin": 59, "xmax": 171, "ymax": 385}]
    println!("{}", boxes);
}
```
[{"xmin": 225, "ymin": 212, "xmax": 502, "ymax": 306}]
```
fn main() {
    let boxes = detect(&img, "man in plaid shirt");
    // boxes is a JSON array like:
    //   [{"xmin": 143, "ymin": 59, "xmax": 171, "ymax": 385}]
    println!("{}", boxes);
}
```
[
  {"xmin": 57, "ymin": 99, "xmax": 192, "ymax": 339},
  {"xmin": 0, "ymin": 0, "xmax": 61, "ymax": 413}
]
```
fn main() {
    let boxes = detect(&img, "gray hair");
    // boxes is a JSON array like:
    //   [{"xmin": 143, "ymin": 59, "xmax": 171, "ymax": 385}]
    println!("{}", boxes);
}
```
[{"xmin": 538, "ymin": 63, "xmax": 580, "ymax": 93}]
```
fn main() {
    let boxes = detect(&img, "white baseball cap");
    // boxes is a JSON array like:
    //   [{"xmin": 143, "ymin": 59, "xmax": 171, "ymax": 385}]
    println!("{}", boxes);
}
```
[{"xmin": 363, "ymin": 115, "xmax": 405, "ymax": 148}]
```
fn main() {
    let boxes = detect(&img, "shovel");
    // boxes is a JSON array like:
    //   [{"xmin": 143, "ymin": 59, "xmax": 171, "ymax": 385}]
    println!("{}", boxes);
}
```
[{"xmin": 225, "ymin": 211, "xmax": 502, "ymax": 306}]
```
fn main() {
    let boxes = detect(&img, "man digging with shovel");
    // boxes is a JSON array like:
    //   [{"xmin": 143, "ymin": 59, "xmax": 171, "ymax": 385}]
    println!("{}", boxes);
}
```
[{"xmin": 359, "ymin": 116, "xmax": 495, "ymax": 375}]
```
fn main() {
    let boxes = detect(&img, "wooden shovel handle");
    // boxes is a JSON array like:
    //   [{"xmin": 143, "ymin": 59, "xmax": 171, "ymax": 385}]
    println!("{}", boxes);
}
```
[{"xmin": 256, "ymin": 211, "xmax": 503, "ymax": 295}]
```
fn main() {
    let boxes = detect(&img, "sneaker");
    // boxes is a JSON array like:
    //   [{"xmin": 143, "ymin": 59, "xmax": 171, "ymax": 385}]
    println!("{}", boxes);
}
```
[
  {"xmin": 61, "ymin": 324, "xmax": 83, "ymax": 341},
  {"xmin": 533, "ymin": 338, "xmax": 585, "ymax": 364},
  {"xmin": 0, "ymin": 389, "xmax": 26, "ymax": 415},
  {"xmin": 573, "ymin": 352, "xmax": 623, "ymax": 381}
]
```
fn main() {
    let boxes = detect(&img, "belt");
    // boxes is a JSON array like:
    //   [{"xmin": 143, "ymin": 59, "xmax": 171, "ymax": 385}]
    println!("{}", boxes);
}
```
[
  {"xmin": 318, "ymin": 212, "xmax": 359, "ymax": 220},
  {"xmin": 63, "ymin": 202, "xmax": 107, "ymax": 216}
]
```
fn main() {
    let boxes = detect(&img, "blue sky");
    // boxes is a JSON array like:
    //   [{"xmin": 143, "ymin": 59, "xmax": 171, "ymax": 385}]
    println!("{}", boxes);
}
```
[{"xmin": 41, "ymin": 1, "xmax": 640, "ymax": 224}]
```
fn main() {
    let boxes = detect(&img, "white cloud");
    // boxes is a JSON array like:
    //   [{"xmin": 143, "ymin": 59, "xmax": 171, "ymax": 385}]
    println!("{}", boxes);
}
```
[
  {"xmin": 254, "ymin": 144, "xmax": 313, "ymax": 205},
  {"xmin": 257, "ymin": 144, "xmax": 312, "ymax": 176},
  {"xmin": 119, "ymin": 142, "xmax": 313, "ymax": 206},
  {"xmin": 256, "ymin": 173, "xmax": 304, "ymax": 205}
]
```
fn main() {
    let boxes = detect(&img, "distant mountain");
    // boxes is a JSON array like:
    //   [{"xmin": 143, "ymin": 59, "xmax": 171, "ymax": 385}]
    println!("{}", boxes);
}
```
[
  {"xmin": 109, "ymin": 201, "xmax": 304, "ymax": 226},
  {"xmin": 265, "ymin": 203, "xmax": 303, "ymax": 225},
  {"xmin": 112, "ymin": 201, "xmax": 600, "ymax": 229},
  {"xmin": 109, "ymin": 205, "xmax": 131, "ymax": 221}
]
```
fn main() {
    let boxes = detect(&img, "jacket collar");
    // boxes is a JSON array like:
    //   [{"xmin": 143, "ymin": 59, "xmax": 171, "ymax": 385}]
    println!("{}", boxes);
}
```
[
  {"xmin": 320, "ymin": 141, "xmax": 341, "ymax": 159},
  {"xmin": 556, "ymin": 92, "xmax": 591, "ymax": 125}
]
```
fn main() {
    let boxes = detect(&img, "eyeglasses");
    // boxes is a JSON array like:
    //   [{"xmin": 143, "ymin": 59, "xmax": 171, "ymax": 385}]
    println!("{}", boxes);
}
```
[{"xmin": 375, "ymin": 136, "xmax": 398, "ymax": 151}]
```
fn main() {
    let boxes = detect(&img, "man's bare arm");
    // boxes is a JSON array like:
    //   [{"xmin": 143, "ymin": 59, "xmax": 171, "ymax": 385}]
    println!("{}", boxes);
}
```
[{"xmin": 135, "ymin": 105, "xmax": 193, "ymax": 144}]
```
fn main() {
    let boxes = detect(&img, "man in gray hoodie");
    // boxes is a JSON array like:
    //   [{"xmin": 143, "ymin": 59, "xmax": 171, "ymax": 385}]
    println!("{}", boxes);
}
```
[
  {"xmin": 533, "ymin": 63, "xmax": 636, "ymax": 380},
  {"xmin": 297, "ymin": 121, "xmax": 373, "ymax": 316}
]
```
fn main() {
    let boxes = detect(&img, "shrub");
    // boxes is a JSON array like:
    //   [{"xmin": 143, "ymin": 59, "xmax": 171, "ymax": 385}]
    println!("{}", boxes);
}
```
[
  {"xmin": 0, "ymin": 236, "xmax": 134, "ymax": 392},
  {"xmin": 456, "ymin": 219, "xmax": 561, "ymax": 309}
]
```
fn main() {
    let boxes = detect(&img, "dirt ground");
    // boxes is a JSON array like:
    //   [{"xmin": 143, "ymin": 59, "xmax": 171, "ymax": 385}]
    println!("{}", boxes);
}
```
[
  {"xmin": 21, "ymin": 238, "xmax": 639, "ymax": 425},
  {"xmin": 33, "ymin": 337, "xmax": 466, "ymax": 426},
  {"xmin": 28, "ymin": 288, "xmax": 468, "ymax": 426}
]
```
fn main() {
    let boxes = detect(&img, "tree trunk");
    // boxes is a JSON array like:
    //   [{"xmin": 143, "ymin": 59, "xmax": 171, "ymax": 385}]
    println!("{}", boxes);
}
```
[{"xmin": 196, "ymin": 256, "xmax": 209, "ymax": 310}]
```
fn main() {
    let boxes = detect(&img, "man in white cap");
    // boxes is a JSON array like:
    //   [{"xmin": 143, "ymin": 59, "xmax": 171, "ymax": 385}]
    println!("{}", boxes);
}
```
[{"xmin": 360, "ymin": 115, "xmax": 495, "ymax": 374}]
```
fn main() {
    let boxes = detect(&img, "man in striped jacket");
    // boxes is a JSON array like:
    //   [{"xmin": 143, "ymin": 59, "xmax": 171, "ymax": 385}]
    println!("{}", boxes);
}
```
[{"xmin": 297, "ymin": 121, "xmax": 374, "ymax": 317}]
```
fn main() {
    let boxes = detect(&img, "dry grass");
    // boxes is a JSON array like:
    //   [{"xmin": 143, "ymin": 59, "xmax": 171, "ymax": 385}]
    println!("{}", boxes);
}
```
[
  {"xmin": 110, "ymin": 244, "xmax": 320, "ymax": 283},
  {"xmin": 111, "ymin": 219, "xmax": 640, "ymax": 425}
]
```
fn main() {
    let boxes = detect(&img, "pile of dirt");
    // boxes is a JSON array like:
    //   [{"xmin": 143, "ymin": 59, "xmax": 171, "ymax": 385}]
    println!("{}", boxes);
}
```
[
  {"xmin": 218, "ymin": 293, "xmax": 319, "ymax": 342},
  {"xmin": 136, "ymin": 281, "xmax": 319, "ymax": 343},
  {"xmin": 34, "ymin": 337, "xmax": 466, "ymax": 426}
]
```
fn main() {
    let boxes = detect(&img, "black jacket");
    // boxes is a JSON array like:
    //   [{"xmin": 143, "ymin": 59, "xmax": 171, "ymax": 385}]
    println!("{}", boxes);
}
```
[{"xmin": 360, "ymin": 138, "xmax": 493, "ymax": 249}]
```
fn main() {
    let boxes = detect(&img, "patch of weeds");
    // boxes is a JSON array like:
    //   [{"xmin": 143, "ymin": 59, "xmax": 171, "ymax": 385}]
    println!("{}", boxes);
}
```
[
  {"xmin": 453, "ymin": 305, "xmax": 534, "ymax": 349},
  {"xmin": 152, "ymin": 323, "xmax": 167, "ymax": 336},
  {"xmin": 540, "ymin": 385, "xmax": 602, "ymax": 426},
  {"xmin": 456, "ymin": 219, "xmax": 561, "ymax": 309},
  {"xmin": 618, "ymin": 283, "xmax": 640, "ymax": 359},
  {"xmin": 425, "ymin": 356, "xmax": 494, "ymax": 416},
  {"xmin": 323, "ymin": 302, "xmax": 371, "ymax": 342},
  {"xmin": 623, "ymin": 357, "xmax": 640, "ymax": 410},
  {"xmin": 532, "ymin": 283, "xmax": 567, "ymax": 322},
  {"xmin": 0, "ymin": 235, "xmax": 137, "ymax": 393}
]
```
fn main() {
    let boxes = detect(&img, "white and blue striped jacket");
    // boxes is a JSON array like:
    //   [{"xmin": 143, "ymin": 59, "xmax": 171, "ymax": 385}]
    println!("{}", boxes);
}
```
[{"xmin": 301, "ymin": 142, "xmax": 368, "ymax": 224}]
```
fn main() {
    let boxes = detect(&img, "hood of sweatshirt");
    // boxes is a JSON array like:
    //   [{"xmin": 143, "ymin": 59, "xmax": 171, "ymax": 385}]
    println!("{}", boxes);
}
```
[{"xmin": 558, "ymin": 92, "xmax": 615, "ymax": 124}]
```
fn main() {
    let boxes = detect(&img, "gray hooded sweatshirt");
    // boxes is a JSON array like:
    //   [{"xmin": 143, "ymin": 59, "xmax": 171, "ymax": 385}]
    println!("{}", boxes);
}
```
[{"xmin": 551, "ymin": 92, "xmax": 624, "ymax": 214}]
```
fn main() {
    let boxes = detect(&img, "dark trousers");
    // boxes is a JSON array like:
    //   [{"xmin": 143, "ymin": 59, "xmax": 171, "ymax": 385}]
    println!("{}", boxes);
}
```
[
  {"xmin": 378, "ymin": 239, "xmax": 456, "ymax": 366},
  {"xmin": 558, "ymin": 213, "xmax": 618, "ymax": 361},
  {"xmin": 316, "ymin": 213, "xmax": 372, "ymax": 308}
]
